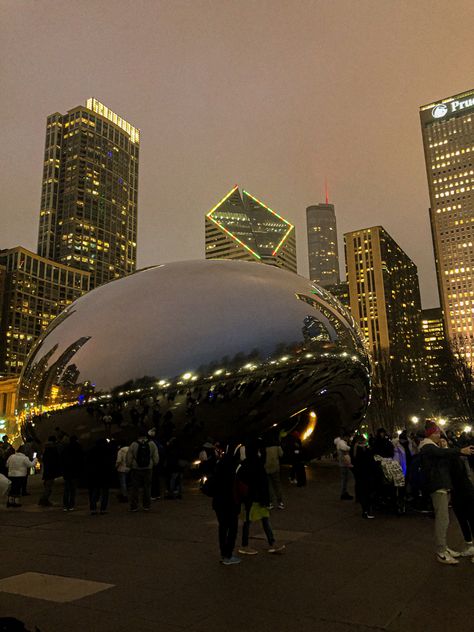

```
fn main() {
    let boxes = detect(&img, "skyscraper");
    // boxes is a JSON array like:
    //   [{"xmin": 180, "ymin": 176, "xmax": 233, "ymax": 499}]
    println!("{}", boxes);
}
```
[
  {"xmin": 420, "ymin": 89, "xmax": 474, "ymax": 361},
  {"xmin": 37, "ymin": 98, "xmax": 140, "ymax": 289},
  {"xmin": 306, "ymin": 199, "xmax": 340, "ymax": 287},
  {"xmin": 345, "ymin": 226, "xmax": 423, "ymax": 382},
  {"xmin": 421, "ymin": 307, "xmax": 447, "ymax": 399},
  {"xmin": 0, "ymin": 247, "xmax": 90, "ymax": 376},
  {"xmin": 205, "ymin": 186, "xmax": 297, "ymax": 273}
]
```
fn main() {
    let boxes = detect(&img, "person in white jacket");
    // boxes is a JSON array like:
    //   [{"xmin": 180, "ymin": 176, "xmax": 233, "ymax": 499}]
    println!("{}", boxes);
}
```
[
  {"xmin": 6, "ymin": 449, "xmax": 38, "ymax": 508},
  {"xmin": 334, "ymin": 432, "xmax": 353, "ymax": 500}
]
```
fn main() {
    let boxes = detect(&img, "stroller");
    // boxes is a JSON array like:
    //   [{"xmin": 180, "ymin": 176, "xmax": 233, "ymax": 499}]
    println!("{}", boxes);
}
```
[{"xmin": 373, "ymin": 455, "xmax": 406, "ymax": 515}]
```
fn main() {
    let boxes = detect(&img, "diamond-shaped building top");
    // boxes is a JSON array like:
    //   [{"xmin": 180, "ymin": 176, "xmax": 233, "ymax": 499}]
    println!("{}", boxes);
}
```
[{"xmin": 205, "ymin": 186, "xmax": 297, "ymax": 273}]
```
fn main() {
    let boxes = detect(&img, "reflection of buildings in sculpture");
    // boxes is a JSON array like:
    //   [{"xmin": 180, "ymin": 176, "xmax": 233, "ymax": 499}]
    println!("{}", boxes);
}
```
[
  {"xmin": 421, "ymin": 307, "xmax": 447, "ymax": 394},
  {"xmin": 306, "ymin": 202, "xmax": 340, "ymax": 287},
  {"xmin": 37, "ymin": 98, "xmax": 140, "ymax": 290},
  {"xmin": 38, "ymin": 336, "xmax": 91, "ymax": 404},
  {"xmin": 205, "ymin": 186, "xmax": 297, "ymax": 273},
  {"xmin": 0, "ymin": 377, "xmax": 19, "ymax": 435},
  {"xmin": 17, "ymin": 260, "xmax": 371, "ymax": 455},
  {"xmin": 345, "ymin": 226, "xmax": 424, "ymax": 382},
  {"xmin": 325, "ymin": 281, "xmax": 350, "ymax": 310},
  {"xmin": 0, "ymin": 247, "xmax": 89, "ymax": 376},
  {"xmin": 302, "ymin": 315, "xmax": 331, "ymax": 344},
  {"xmin": 420, "ymin": 89, "xmax": 474, "ymax": 362}
]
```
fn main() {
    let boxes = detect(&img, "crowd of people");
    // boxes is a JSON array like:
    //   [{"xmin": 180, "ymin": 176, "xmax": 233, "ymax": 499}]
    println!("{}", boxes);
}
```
[
  {"xmin": 0, "ymin": 426, "xmax": 184, "ymax": 514},
  {"xmin": 1, "ymin": 418, "xmax": 474, "ymax": 567},
  {"xmin": 334, "ymin": 422, "xmax": 474, "ymax": 564}
]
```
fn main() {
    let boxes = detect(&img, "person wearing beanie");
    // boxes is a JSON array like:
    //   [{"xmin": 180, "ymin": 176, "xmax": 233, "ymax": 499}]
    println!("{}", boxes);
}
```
[{"xmin": 419, "ymin": 420, "xmax": 474, "ymax": 565}]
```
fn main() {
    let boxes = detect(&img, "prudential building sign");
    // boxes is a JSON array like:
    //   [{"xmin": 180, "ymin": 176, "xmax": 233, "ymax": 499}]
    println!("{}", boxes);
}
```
[{"xmin": 431, "ymin": 97, "xmax": 474, "ymax": 120}]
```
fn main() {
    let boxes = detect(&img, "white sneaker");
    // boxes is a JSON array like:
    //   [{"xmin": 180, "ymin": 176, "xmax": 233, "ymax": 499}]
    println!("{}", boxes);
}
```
[
  {"xmin": 436, "ymin": 551, "xmax": 459, "ymax": 565},
  {"xmin": 461, "ymin": 544, "xmax": 474, "ymax": 557},
  {"xmin": 446, "ymin": 547, "xmax": 461, "ymax": 558},
  {"xmin": 238, "ymin": 546, "xmax": 258, "ymax": 555},
  {"xmin": 268, "ymin": 543, "xmax": 286, "ymax": 553}
]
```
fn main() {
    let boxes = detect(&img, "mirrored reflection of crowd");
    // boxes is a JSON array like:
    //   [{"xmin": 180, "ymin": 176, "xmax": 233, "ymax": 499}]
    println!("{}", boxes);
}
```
[{"xmin": 333, "ymin": 422, "xmax": 474, "ymax": 565}]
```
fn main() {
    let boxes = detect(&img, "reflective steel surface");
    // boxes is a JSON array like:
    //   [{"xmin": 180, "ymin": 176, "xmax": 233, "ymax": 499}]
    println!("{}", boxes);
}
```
[{"xmin": 18, "ymin": 260, "xmax": 371, "ymax": 456}]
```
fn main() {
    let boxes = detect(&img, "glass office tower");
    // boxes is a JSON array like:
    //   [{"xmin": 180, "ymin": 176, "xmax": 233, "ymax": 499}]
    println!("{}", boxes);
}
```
[
  {"xmin": 420, "ymin": 89, "xmax": 474, "ymax": 361},
  {"xmin": 205, "ymin": 186, "xmax": 297, "ymax": 273},
  {"xmin": 37, "ymin": 98, "xmax": 139, "ymax": 289},
  {"xmin": 306, "ymin": 203, "xmax": 340, "ymax": 287}
]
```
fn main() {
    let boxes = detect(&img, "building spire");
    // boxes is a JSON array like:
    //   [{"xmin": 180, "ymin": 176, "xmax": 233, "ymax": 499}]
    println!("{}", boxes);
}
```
[{"xmin": 325, "ymin": 177, "xmax": 329, "ymax": 205}]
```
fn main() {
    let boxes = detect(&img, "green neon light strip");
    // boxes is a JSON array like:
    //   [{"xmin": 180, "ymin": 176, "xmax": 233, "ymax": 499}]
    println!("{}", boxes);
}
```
[
  {"xmin": 242, "ymin": 190, "xmax": 294, "ymax": 227},
  {"xmin": 272, "ymin": 225, "xmax": 295, "ymax": 255},
  {"xmin": 206, "ymin": 185, "xmax": 239, "ymax": 218},
  {"xmin": 207, "ymin": 215, "xmax": 261, "ymax": 260}
]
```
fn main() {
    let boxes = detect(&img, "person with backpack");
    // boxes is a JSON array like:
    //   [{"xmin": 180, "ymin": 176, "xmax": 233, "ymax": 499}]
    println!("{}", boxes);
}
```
[{"xmin": 126, "ymin": 427, "xmax": 159, "ymax": 511}]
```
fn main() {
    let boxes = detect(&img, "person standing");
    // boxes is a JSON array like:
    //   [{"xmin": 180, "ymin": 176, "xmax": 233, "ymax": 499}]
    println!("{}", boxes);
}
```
[
  {"xmin": 420, "ymin": 420, "xmax": 474, "ymax": 564},
  {"xmin": 210, "ymin": 444, "xmax": 242, "ymax": 565},
  {"xmin": 61, "ymin": 436, "xmax": 84, "ymax": 511},
  {"xmin": 450, "ymin": 454, "xmax": 474, "ymax": 559},
  {"xmin": 38, "ymin": 436, "xmax": 62, "ymax": 507},
  {"xmin": 264, "ymin": 431, "xmax": 284, "ymax": 509},
  {"xmin": 352, "ymin": 435, "xmax": 377, "ymax": 519},
  {"xmin": 126, "ymin": 428, "xmax": 159, "ymax": 511},
  {"xmin": 238, "ymin": 442, "xmax": 285, "ymax": 555},
  {"xmin": 115, "ymin": 443, "xmax": 130, "ymax": 502},
  {"xmin": 0, "ymin": 435, "xmax": 14, "ymax": 476},
  {"xmin": 334, "ymin": 431, "xmax": 353, "ymax": 500},
  {"xmin": 288, "ymin": 431, "xmax": 306, "ymax": 487},
  {"xmin": 86, "ymin": 438, "xmax": 116, "ymax": 515},
  {"xmin": 6, "ymin": 448, "xmax": 38, "ymax": 508}
]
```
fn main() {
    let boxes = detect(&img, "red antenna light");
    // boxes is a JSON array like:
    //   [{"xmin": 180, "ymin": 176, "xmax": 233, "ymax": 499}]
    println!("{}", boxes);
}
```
[{"xmin": 325, "ymin": 177, "xmax": 329, "ymax": 204}]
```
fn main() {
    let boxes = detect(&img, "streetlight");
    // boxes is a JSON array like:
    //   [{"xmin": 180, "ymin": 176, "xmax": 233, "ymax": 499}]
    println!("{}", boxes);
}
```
[
  {"xmin": 410, "ymin": 416, "xmax": 419, "ymax": 424},
  {"xmin": 439, "ymin": 418, "xmax": 447, "ymax": 427},
  {"xmin": 464, "ymin": 425, "xmax": 472, "ymax": 433}
]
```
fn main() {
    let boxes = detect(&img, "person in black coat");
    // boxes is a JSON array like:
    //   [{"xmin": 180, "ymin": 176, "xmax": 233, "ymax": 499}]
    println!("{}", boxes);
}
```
[
  {"xmin": 38, "ymin": 436, "xmax": 62, "ymax": 507},
  {"xmin": 85, "ymin": 438, "xmax": 116, "ymax": 515},
  {"xmin": 372, "ymin": 428, "xmax": 394, "ymax": 459},
  {"xmin": 450, "ymin": 455, "xmax": 474, "ymax": 557},
  {"xmin": 61, "ymin": 436, "xmax": 84, "ymax": 511},
  {"xmin": 352, "ymin": 434, "xmax": 378, "ymax": 519},
  {"xmin": 211, "ymin": 444, "xmax": 242, "ymax": 565}
]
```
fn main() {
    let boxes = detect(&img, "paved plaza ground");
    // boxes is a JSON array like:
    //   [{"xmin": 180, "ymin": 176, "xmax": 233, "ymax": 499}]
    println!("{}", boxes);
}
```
[{"xmin": 0, "ymin": 463, "xmax": 472, "ymax": 632}]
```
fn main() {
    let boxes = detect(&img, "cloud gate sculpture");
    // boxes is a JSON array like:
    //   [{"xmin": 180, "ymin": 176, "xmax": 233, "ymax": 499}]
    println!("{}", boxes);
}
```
[{"xmin": 18, "ymin": 260, "xmax": 371, "ymax": 457}]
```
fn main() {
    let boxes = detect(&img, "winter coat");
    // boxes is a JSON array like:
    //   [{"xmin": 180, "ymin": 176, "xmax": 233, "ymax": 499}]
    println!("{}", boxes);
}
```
[
  {"xmin": 85, "ymin": 440, "xmax": 116, "ymax": 487},
  {"xmin": 211, "ymin": 454, "xmax": 241, "ymax": 513},
  {"xmin": 6, "ymin": 453, "xmax": 37, "ymax": 477},
  {"xmin": 61, "ymin": 441, "xmax": 84, "ymax": 479},
  {"xmin": 237, "ymin": 456, "xmax": 270, "ymax": 507},
  {"xmin": 419, "ymin": 438, "xmax": 461, "ymax": 494},
  {"xmin": 41, "ymin": 442, "xmax": 62, "ymax": 480}
]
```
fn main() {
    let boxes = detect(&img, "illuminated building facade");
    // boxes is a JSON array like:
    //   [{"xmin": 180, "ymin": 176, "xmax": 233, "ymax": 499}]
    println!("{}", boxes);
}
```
[
  {"xmin": 345, "ymin": 226, "xmax": 423, "ymax": 381},
  {"xmin": 421, "ymin": 307, "xmax": 447, "ymax": 395},
  {"xmin": 205, "ymin": 186, "xmax": 297, "ymax": 273},
  {"xmin": 0, "ymin": 247, "xmax": 90, "ymax": 376},
  {"xmin": 306, "ymin": 202, "xmax": 340, "ymax": 287},
  {"xmin": 37, "ymin": 98, "xmax": 139, "ymax": 289},
  {"xmin": 420, "ymin": 89, "xmax": 474, "ymax": 361}
]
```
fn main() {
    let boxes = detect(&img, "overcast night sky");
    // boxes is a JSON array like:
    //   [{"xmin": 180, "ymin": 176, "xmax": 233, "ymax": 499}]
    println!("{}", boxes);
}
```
[{"xmin": 2, "ymin": 0, "xmax": 474, "ymax": 308}]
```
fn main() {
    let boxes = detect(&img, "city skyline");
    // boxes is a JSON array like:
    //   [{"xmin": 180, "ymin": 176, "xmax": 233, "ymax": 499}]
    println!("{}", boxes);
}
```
[{"xmin": 3, "ymin": 2, "xmax": 474, "ymax": 309}]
